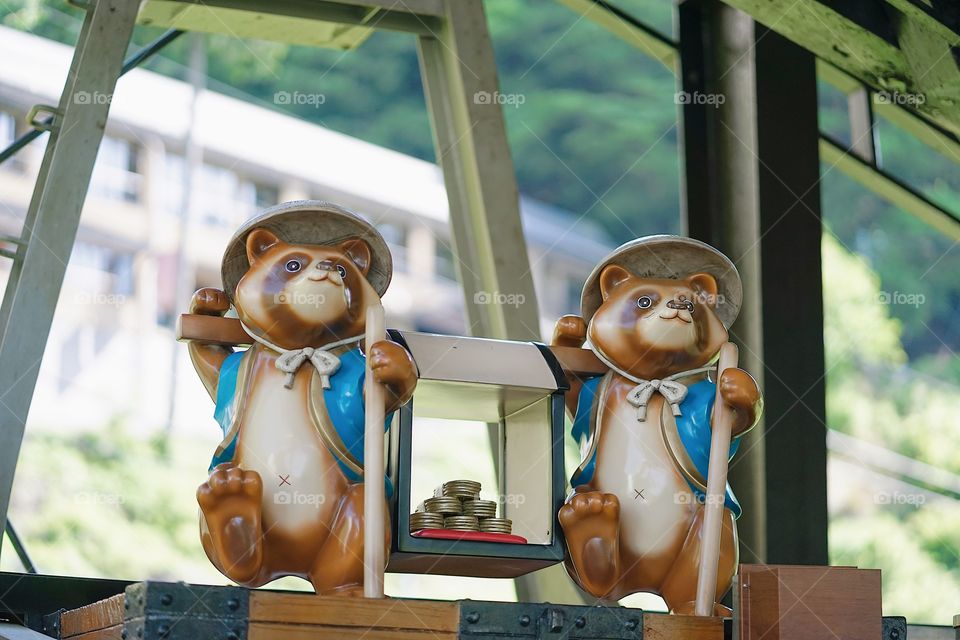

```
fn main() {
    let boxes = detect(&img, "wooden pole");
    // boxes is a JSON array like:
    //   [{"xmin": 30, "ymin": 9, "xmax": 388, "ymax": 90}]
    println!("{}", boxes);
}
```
[
  {"xmin": 363, "ymin": 303, "xmax": 387, "ymax": 599},
  {"xmin": 694, "ymin": 342, "xmax": 739, "ymax": 616}
]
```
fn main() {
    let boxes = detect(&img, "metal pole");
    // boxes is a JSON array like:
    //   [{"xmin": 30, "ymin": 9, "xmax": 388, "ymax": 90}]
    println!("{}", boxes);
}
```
[
  {"xmin": 164, "ymin": 33, "xmax": 206, "ymax": 436},
  {"xmin": 678, "ymin": 0, "xmax": 828, "ymax": 565},
  {"xmin": 4, "ymin": 521, "xmax": 36, "ymax": 574}
]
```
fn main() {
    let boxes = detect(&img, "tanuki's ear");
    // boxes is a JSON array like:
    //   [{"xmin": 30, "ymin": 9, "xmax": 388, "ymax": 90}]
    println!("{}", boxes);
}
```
[
  {"xmin": 246, "ymin": 228, "xmax": 281, "ymax": 265},
  {"xmin": 338, "ymin": 238, "xmax": 371, "ymax": 276},
  {"xmin": 599, "ymin": 264, "xmax": 633, "ymax": 300},
  {"xmin": 688, "ymin": 272, "xmax": 719, "ymax": 307}
]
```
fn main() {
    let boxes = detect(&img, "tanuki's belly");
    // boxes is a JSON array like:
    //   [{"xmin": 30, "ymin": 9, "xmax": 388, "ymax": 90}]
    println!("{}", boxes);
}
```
[
  {"xmin": 593, "ymin": 394, "xmax": 697, "ymax": 561},
  {"xmin": 235, "ymin": 368, "xmax": 346, "ymax": 536}
]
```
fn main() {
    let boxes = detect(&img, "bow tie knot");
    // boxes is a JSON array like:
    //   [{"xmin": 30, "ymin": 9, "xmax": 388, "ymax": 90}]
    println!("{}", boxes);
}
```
[
  {"xmin": 275, "ymin": 347, "xmax": 343, "ymax": 389},
  {"xmin": 626, "ymin": 378, "xmax": 689, "ymax": 421}
]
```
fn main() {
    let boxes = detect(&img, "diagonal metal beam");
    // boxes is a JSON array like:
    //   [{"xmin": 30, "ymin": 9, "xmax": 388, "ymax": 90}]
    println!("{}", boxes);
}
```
[
  {"xmin": 820, "ymin": 134, "xmax": 960, "ymax": 240},
  {"xmin": 416, "ymin": 0, "xmax": 540, "ymax": 342},
  {"xmin": 0, "ymin": 0, "xmax": 139, "ymax": 555},
  {"xmin": 554, "ymin": 0, "xmax": 678, "ymax": 71}
]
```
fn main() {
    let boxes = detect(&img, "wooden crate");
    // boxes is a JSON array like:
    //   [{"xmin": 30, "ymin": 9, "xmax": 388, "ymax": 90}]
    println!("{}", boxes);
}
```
[
  {"xmin": 733, "ymin": 564, "xmax": 882, "ymax": 640},
  {"xmin": 53, "ymin": 580, "xmax": 725, "ymax": 640}
]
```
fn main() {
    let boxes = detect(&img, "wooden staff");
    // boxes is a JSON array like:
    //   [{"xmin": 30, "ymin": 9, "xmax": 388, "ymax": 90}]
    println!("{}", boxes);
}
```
[
  {"xmin": 694, "ymin": 342, "xmax": 739, "ymax": 617},
  {"xmin": 363, "ymin": 303, "xmax": 387, "ymax": 599}
]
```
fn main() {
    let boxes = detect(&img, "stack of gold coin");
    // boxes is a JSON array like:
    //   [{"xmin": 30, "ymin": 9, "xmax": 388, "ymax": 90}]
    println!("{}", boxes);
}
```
[
  {"xmin": 444, "ymin": 515, "xmax": 480, "ymax": 531},
  {"xmin": 409, "ymin": 512, "xmax": 445, "ymax": 532},
  {"xmin": 479, "ymin": 517, "xmax": 513, "ymax": 534},
  {"xmin": 439, "ymin": 479, "xmax": 482, "ymax": 500},
  {"xmin": 423, "ymin": 496, "xmax": 462, "ymax": 515},
  {"xmin": 462, "ymin": 499, "xmax": 497, "ymax": 518}
]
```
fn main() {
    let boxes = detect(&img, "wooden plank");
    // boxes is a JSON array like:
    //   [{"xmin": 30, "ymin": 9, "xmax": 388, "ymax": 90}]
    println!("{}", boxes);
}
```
[
  {"xmin": 249, "ymin": 623, "xmax": 455, "ymax": 640},
  {"xmin": 548, "ymin": 344, "xmax": 607, "ymax": 377},
  {"xmin": 176, "ymin": 313, "xmax": 610, "ymax": 377},
  {"xmin": 68, "ymin": 627, "xmax": 123, "ymax": 640},
  {"xmin": 61, "ymin": 594, "xmax": 124, "ymax": 638},
  {"xmin": 645, "ymin": 612, "xmax": 724, "ymax": 640},
  {"xmin": 249, "ymin": 592, "xmax": 459, "ymax": 633},
  {"xmin": 176, "ymin": 313, "xmax": 251, "ymax": 345}
]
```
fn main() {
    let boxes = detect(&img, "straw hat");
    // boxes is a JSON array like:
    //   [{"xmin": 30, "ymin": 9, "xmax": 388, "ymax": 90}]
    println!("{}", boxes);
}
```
[
  {"xmin": 220, "ymin": 200, "xmax": 392, "ymax": 303},
  {"xmin": 581, "ymin": 235, "xmax": 742, "ymax": 328}
]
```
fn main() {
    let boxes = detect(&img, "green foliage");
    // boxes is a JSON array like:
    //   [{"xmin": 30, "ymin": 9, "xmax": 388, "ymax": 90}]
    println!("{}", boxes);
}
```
[
  {"xmin": 3, "ymin": 423, "xmax": 224, "ymax": 583},
  {"xmin": 831, "ymin": 507, "xmax": 960, "ymax": 623}
]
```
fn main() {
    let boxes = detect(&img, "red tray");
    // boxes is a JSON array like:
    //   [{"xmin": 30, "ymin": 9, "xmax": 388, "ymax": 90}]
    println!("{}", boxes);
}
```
[{"xmin": 411, "ymin": 528, "xmax": 528, "ymax": 544}]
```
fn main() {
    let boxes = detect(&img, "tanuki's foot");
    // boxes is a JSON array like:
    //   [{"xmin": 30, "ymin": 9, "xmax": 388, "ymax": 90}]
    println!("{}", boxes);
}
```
[
  {"xmin": 198, "ymin": 464, "xmax": 264, "ymax": 584},
  {"xmin": 559, "ymin": 491, "xmax": 622, "ymax": 598}
]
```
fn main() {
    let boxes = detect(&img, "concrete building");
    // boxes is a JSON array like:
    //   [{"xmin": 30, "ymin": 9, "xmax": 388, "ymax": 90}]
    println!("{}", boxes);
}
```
[{"xmin": 0, "ymin": 25, "xmax": 612, "ymax": 434}]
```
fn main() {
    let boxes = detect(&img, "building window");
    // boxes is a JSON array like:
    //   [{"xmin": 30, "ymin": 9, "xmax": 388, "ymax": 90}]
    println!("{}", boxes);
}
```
[
  {"xmin": 435, "ymin": 241, "xmax": 457, "ymax": 282},
  {"xmin": 254, "ymin": 183, "xmax": 278, "ymax": 211},
  {"xmin": 164, "ymin": 154, "xmax": 278, "ymax": 226},
  {"xmin": 71, "ymin": 241, "xmax": 135, "ymax": 296},
  {"xmin": 90, "ymin": 136, "xmax": 142, "ymax": 203},
  {"xmin": 0, "ymin": 110, "xmax": 25, "ymax": 173},
  {"xmin": 378, "ymin": 222, "xmax": 407, "ymax": 271},
  {"xmin": 0, "ymin": 111, "xmax": 14, "ymax": 149},
  {"xmin": 565, "ymin": 276, "xmax": 583, "ymax": 314}
]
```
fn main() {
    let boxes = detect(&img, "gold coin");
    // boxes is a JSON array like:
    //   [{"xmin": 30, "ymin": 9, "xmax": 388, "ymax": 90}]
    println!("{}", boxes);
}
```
[{"xmin": 423, "ymin": 497, "xmax": 462, "ymax": 514}]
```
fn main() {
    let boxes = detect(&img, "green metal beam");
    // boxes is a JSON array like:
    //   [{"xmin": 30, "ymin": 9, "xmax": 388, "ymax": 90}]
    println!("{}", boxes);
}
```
[
  {"xmin": 820, "ymin": 135, "xmax": 960, "ymax": 241},
  {"xmin": 554, "ymin": 0, "xmax": 677, "ymax": 71},
  {"xmin": 719, "ymin": 0, "xmax": 960, "ymax": 134}
]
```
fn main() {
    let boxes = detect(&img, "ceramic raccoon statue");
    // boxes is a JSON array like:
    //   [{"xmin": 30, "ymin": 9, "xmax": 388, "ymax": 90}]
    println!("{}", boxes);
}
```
[
  {"xmin": 188, "ymin": 201, "xmax": 417, "ymax": 595},
  {"xmin": 552, "ymin": 235, "xmax": 762, "ymax": 615}
]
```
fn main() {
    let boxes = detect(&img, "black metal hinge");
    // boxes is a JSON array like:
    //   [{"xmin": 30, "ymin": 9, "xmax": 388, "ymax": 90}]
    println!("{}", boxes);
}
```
[
  {"xmin": 459, "ymin": 601, "xmax": 642, "ymax": 639},
  {"xmin": 882, "ymin": 616, "xmax": 907, "ymax": 640},
  {"xmin": 123, "ymin": 582, "xmax": 249, "ymax": 640}
]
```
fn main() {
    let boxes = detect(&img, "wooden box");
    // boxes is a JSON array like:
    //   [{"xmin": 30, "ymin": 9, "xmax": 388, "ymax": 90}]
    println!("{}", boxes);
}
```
[
  {"xmin": 733, "ymin": 564, "xmax": 882, "ymax": 640},
  {"xmin": 51, "ymin": 580, "xmax": 725, "ymax": 640}
]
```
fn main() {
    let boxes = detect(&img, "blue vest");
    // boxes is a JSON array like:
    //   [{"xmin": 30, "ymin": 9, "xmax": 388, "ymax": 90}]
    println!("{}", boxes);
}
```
[
  {"xmin": 571, "ymin": 376, "xmax": 742, "ymax": 518},
  {"xmin": 210, "ymin": 347, "xmax": 394, "ymax": 497}
]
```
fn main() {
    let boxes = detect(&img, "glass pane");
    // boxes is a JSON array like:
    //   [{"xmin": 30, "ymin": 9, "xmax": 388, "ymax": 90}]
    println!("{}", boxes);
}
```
[{"xmin": 821, "ymin": 166, "xmax": 960, "ymax": 624}]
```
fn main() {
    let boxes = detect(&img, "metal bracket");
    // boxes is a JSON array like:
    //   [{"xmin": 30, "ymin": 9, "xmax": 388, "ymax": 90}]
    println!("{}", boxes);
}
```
[
  {"xmin": 124, "ymin": 582, "xmax": 248, "ymax": 640},
  {"xmin": 25, "ymin": 105, "xmax": 59, "ymax": 133},
  {"xmin": 882, "ymin": 616, "xmax": 907, "ymax": 640},
  {"xmin": 459, "ymin": 601, "xmax": 642, "ymax": 639}
]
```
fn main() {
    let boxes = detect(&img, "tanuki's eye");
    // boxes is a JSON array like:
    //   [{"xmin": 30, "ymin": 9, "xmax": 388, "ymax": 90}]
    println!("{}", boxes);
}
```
[
  {"xmin": 336, "ymin": 264, "xmax": 347, "ymax": 278},
  {"xmin": 637, "ymin": 296, "xmax": 653, "ymax": 309},
  {"xmin": 284, "ymin": 260, "xmax": 302, "ymax": 273}
]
